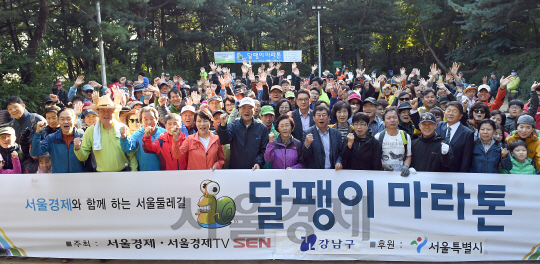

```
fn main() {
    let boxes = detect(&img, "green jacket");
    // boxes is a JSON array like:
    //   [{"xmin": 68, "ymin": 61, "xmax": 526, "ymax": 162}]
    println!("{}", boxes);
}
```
[{"xmin": 501, "ymin": 156, "xmax": 536, "ymax": 175}]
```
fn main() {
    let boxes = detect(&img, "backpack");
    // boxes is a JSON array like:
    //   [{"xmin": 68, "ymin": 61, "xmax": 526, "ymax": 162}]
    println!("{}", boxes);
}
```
[{"xmin": 377, "ymin": 130, "xmax": 408, "ymax": 160}]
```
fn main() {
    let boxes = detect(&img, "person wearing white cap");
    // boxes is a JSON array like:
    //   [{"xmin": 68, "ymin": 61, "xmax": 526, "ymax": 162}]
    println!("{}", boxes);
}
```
[
  {"xmin": 180, "ymin": 105, "xmax": 197, "ymax": 136},
  {"xmin": 74, "ymin": 96, "xmax": 138, "ymax": 172},
  {"xmin": 217, "ymin": 97, "xmax": 268, "ymax": 170},
  {"xmin": 476, "ymin": 76, "xmax": 513, "ymax": 111},
  {"xmin": 0, "ymin": 126, "xmax": 23, "ymax": 172}
]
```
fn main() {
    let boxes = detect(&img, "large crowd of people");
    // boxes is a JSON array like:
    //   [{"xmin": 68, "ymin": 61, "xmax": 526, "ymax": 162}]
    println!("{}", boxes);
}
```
[{"xmin": 2, "ymin": 60, "xmax": 539, "ymax": 175}]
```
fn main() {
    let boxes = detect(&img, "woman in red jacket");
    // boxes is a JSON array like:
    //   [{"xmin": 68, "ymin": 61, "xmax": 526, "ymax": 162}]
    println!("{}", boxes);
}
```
[{"xmin": 172, "ymin": 108, "xmax": 225, "ymax": 170}]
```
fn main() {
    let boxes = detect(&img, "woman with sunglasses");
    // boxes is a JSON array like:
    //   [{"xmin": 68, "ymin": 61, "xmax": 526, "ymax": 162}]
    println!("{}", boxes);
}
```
[
  {"xmin": 467, "ymin": 102, "xmax": 491, "ymax": 140},
  {"xmin": 124, "ymin": 109, "xmax": 140, "ymax": 135}
]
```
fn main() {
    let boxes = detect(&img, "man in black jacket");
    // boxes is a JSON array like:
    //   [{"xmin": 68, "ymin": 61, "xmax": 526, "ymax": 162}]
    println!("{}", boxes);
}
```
[
  {"xmin": 218, "ymin": 97, "xmax": 268, "ymax": 170},
  {"xmin": 411, "ymin": 113, "xmax": 453, "ymax": 172}
]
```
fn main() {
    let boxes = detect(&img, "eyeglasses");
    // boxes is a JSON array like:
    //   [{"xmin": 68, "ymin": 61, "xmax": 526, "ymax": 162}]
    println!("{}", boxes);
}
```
[
  {"xmin": 129, "ymin": 119, "xmax": 139, "ymax": 124},
  {"xmin": 399, "ymin": 97, "xmax": 410, "ymax": 101},
  {"xmin": 297, "ymin": 98, "xmax": 309, "ymax": 102},
  {"xmin": 278, "ymin": 124, "xmax": 291, "ymax": 129},
  {"xmin": 473, "ymin": 108, "xmax": 485, "ymax": 114},
  {"xmin": 315, "ymin": 114, "xmax": 328, "ymax": 119}
]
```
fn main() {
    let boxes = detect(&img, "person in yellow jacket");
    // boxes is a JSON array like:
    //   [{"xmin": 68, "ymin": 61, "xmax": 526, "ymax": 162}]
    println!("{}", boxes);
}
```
[
  {"xmin": 506, "ymin": 69, "xmax": 520, "ymax": 102},
  {"xmin": 506, "ymin": 115, "xmax": 540, "ymax": 171}
]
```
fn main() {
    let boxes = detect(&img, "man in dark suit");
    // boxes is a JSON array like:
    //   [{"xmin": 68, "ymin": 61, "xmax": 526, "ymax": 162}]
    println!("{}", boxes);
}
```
[
  {"xmin": 302, "ymin": 105, "xmax": 343, "ymax": 170},
  {"xmin": 291, "ymin": 90, "xmax": 315, "ymax": 140},
  {"xmin": 435, "ymin": 101, "xmax": 474, "ymax": 172}
]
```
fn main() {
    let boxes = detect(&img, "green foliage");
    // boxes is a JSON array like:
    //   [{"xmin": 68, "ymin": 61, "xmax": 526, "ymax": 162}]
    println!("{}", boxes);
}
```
[{"xmin": 1, "ymin": 0, "xmax": 540, "ymax": 112}]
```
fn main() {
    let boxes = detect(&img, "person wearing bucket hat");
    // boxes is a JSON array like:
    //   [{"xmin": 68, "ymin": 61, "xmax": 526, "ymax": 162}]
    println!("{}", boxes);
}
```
[
  {"xmin": 462, "ymin": 84, "xmax": 477, "ymax": 112},
  {"xmin": 0, "ymin": 126, "xmax": 23, "ymax": 172},
  {"xmin": 217, "ymin": 97, "xmax": 268, "ymax": 170},
  {"xmin": 285, "ymin": 91, "xmax": 295, "ymax": 107},
  {"xmin": 397, "ymin": 102, "xmax": 417, "ymax": 139},
  {"xmin": 132, "ymin": 84, "xmax": 145, "ymax": 101},
  {"xmin": 410, "ymin": 113, "xmax": 453, "ymax": 172},
  {"xmin": 74, "ymin": 96, "xmax": 138, "ymax": 172}
]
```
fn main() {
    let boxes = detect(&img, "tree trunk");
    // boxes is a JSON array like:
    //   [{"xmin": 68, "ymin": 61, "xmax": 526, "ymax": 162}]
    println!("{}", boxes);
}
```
[
  {"xmin": 21, "ymin": 0, "xmax": 49, "ymax": 85},
  {"xmin": 418, "ymin": 19, "xmax": 447, "ymax": 72}
]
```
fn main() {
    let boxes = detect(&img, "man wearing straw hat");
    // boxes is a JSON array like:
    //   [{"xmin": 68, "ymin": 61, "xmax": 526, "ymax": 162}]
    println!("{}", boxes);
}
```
[{"xmin": 74, "ymin": 96, "xmax": 138, "ymax": 172}]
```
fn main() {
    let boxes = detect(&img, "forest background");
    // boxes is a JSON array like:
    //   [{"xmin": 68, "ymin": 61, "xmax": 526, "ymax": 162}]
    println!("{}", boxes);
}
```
[{"xmin": 1, "ymin": 0, "xmax": 539, "ymax": 112}]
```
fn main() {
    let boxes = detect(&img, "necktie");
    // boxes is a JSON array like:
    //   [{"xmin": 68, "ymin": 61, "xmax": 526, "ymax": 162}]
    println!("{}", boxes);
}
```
[{"xmin": 446, "ymin": 127, "xmax": 452, "ymax": 144}]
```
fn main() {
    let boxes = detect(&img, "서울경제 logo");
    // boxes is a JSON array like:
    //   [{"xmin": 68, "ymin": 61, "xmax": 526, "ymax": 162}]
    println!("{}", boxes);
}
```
[{"xmin": 410, "ymin": 236, "xmax": 428, "ymax": 253}]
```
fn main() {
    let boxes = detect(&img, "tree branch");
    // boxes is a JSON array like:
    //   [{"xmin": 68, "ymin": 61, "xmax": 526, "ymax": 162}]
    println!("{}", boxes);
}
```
[{"xmin": 418, "ymin": 18, "xmax": 448, "ymax": 72}]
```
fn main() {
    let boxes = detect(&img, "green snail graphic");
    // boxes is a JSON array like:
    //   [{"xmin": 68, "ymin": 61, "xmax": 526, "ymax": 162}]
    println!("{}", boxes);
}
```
[{"xmin": 196, "ymin": 180, "xmax": 236, "ymax": 228}]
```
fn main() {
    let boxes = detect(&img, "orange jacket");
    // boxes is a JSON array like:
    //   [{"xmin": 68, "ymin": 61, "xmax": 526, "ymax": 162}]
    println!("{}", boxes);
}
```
[{"xmin": 172, "ymin": 132, "xmax": 225, "ymax": 170}]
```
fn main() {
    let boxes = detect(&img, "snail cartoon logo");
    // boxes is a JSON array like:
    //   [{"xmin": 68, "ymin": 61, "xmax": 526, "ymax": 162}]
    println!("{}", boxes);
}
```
[
  {"xmin": 196, "ymin": 180, "xmax": 236, "ymax": 229},
  {"xmin": 0, "ymin": 227, "xmax": 26, "ymax": 257}
]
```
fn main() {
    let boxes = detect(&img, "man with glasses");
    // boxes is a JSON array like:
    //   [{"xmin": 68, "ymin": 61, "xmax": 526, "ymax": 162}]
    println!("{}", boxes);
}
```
[
  {"xmin": 302, "ymin": 105, "xmax": 343, "ymax": 170},
  {"xmin": 434, "ymin": 101, "xmax": 474, "ymax": 172},
  {"xmin": 291, "ymin": 90, "xmax": 315, "ymax": 141},
  {"xmin": 363, "ymin": 97, "xmax": 385, "ymax": 135},
  {"xmin": 120, "ymin": 106, "xmax": 166, "ymax": 171}
]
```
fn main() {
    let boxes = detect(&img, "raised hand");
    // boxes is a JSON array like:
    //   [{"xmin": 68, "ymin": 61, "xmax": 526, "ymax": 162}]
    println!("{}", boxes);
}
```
[
  {"xmin": 11, "ymin": 151, "xmax": 18, "ymax": 159},
  {"xmin": 173, "ymin": 75, "xmax": 178, "ymax": 83},
  {"xmin": 256, "ymin": 82, "xmax": 263, "ymax": 91},
  {"xmin": 248, "ymin": 71, "xmax": 256, "ymax": 82},
  {"xmin": 158, "ymin": 95, "xmax": 168, "ymax": 106},
  {"xmin": 220, "ymin": 113, "xmax": 228, "ymax": 126},
  {"xmin": 419, "ymin": 78, "xmax": 428, "ymax": 87},
  {"xmin": 275, "ymin": 62, "xmax": 281, "ymax": 71},
  {"xmin": 153, "ymin": 77, "xmax": 160, "ymax": 86},
  {"xmin": 74, "ymin": 137, "xmax": 83, "ymax": 150},
  {"xmin": 501, "ymin": 147, "xmax": 509, "ymax": 159},
  {"xmin": 49, "ymin": 94, "xmax": 58, "ymax": 102},
  {"xmin": 241, "ymin": 65, "xmax": 248, "ymax": 74},
  {"xmin": 304, "ymin": 133, "xmax": 314, "ymax": 147},
  {"xmin": 36, "ymin": 120, "xmax": 48, "ymax": 133},
  {"xmin": 185, "ymin": 97, "xmax": 193, "ymax": 106},
  {"xmin": 74, "ymin": 76, "xmax": 84, "ymax": 87},
  {"xmin": 92, "ymin": 91, "xmax": 100, "ymax": 103},
  {"xmin": 223, "ymin": 73, "xmax": 232, "ymax": 85},
  {"xmin": 144, "ymin": 126, "xmax": 155, "ymax": 137},
  {"xmin": 259, "ymin": 73, "xmax": 267, "ymax": 85},
  {"xmin": 410, "ymin": 98, "xmax": 419, "ymax": 110},
  {"xmin": 311, "ymin": 64, "xmax": 318, "ymax": 73},
  {"xmin": 500, "ymin": 76, "xmax": 513, "ymax": 88},
  {"xmin": 119, "ymin": 125, "xmax": 128, "ymax": 139},
  {"xmin": 293, "ymin": 68, "xmax": 300, "ymax": 77},
  {"xmin": 347, "ymin": 133, "xmax": 354, "ymax": 147},
  {"xmin": 88, "ymin": 81, "xmax": 102, "ymax": 88},
  {"xmin": 120, "ymin": 77, "xmax": 126, "ymax": 85},
  {"xmin": 269, "ymin": 132, "xmax": 275, "ymax": 143},
  {"xmin": 400, "ymin": 67, "xmax": 406, "ymax": 76},
  {"xmin": 211, "ymin": 84, "xmax": 217, "ymax": 94},
  {"xmin": 430, "ymin": 64, "xmax": 438, "ymax": 76},
  {"xmin": 277, "ymin": 70, "xmax": 285, "ymax": 77},
  {"xmin": 532, "ymin": 81, "xmax": 540, "ymax": 91},
  {"xmin": 210, "ymin": 62, "xmax": 217, "ymax": 72},
  {"xmin": 483, "ymin": 76, "xmax": 488, "ymax": 84},
  {"xmin": 191, "ymin": 91, "xmax": 201, "ymax": 105},
  {"xmin": 451, "ymin": 62, "xmax": 460, "ymax": 76},
  {"xmin": 217, "ymin": 65, "xmax": 222, "ymax": 74},
  {"xmin": 73, "ymin": 100, "xmax": 83, "ymax": 117}
]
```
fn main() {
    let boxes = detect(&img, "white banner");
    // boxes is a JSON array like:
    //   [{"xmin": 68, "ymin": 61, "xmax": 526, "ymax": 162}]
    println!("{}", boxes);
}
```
[{"xmin": 1, "ymin": 170, "xmax": 539, "ymax": 261}]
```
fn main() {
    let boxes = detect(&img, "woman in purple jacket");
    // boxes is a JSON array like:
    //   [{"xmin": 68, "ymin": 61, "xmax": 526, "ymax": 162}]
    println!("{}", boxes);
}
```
[{"xmin": 264, "ymin": 115, "xmax": 305, "ymax": 169}]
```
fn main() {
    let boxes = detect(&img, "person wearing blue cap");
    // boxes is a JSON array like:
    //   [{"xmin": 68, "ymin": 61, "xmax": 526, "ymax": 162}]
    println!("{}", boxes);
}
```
[{"xmin": 410, "ymin": 113, "xmax": 453, "ymax": 172}]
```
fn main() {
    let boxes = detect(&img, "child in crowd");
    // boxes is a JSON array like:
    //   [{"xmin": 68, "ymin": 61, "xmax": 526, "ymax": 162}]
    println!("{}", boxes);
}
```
[
  {"xmin": 36, "ymin": 153, "xmax": 52, "ymax": 174},
  {"xmin": 494, "ymin": 125, "xmax": 507, "ymax": 148},
  {"xmin": 0, "ymin": 151, "xmax": 21, "ymax": 174},
  {"xmin": 502, "ymin": 140, "xmax": 536, "ymax": 174}
]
